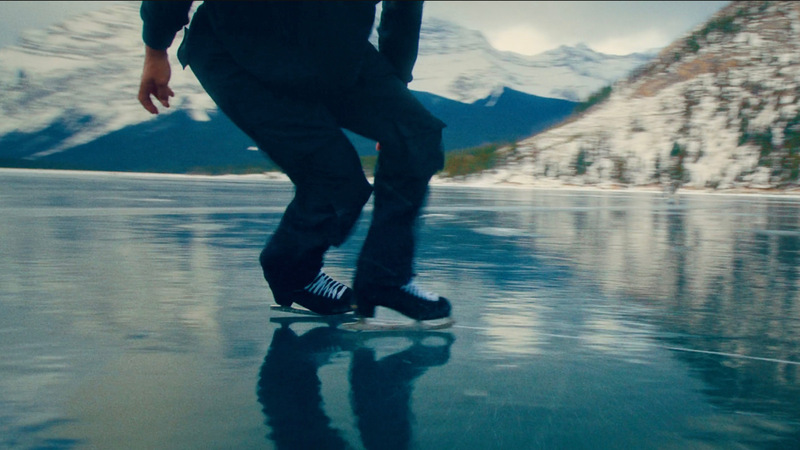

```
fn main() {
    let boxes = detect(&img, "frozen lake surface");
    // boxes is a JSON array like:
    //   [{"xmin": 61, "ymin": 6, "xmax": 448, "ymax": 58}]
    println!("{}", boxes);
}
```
[{"xmin": 2, "ymin": 169, "xmax": 800, "ymax": 449}]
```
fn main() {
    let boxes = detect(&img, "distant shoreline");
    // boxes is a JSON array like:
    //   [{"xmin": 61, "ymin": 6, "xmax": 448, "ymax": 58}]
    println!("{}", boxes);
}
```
[{"xmin": 3, "ymin": 167, "xmax": 800, "ymax": 198}]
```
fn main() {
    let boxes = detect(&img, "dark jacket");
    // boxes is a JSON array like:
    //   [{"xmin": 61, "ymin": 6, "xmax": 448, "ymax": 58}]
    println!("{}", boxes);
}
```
[{"xmin": 140, "ymin": 1, "xmax": 424, "ymax": 90}]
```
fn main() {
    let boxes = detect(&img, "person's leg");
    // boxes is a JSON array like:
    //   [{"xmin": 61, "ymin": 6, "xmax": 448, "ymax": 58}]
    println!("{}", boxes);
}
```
[
  {"xmin": 328, "ymin": 47, "xmax": 451, "ymax": 320},
  {"xmin": 184, "ymin": 10, "xmax": 372, "ymax": 313}
]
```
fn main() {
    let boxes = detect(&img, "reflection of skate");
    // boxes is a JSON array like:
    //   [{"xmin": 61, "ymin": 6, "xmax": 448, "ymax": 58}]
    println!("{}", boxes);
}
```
[
  {"xmin": 342, "ymin": 316, "xmax": 454, "ymax": 331},
  {"xmin": 258, "ymin": 324, "xmax": 454, "ymax": 449},
  {"xmin": 258, "ymin": 326, "xmax": 355, "ymax": 450},
  {"xmin": 351, "ymin": 334, "xmax": 454, "ymax": 450}
]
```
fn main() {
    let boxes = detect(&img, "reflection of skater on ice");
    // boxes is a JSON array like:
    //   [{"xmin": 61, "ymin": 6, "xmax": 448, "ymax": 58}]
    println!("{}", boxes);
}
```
[
  {"xmin": 258, "ymin": 322, "xmax": 453, "ymax": 450},
  {"xmin": 350, "ymin": 334, "xmax": 453, "ymax": 450},
  {"xmin": 258, "ymin": 326, "xmax": 351, "ymax": 450},
  {"xmin": 662, "ymin": 177, "xmax": 682, "ymax": 205}
]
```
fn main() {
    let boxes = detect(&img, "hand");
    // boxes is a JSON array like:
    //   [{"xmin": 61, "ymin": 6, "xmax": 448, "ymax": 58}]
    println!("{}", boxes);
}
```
[
  {"xmin": 138, "ymin": 46, "xmax": 175, "ymax": 115},
  {"xmin": 376, "ymin": 142, "xmax": 381, "ymax": 152}
]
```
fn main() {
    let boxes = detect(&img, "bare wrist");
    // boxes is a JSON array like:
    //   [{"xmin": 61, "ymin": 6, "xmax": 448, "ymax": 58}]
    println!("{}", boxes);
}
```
[{"xmin": 145, "ymin": 45, "xmax": 169, "ymax": 59}]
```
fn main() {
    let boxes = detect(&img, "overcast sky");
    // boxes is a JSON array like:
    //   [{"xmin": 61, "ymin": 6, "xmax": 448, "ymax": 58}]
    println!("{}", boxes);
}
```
[{"xmin": 0, "ymin": 1, "xmax": 730, "ymax": 56}]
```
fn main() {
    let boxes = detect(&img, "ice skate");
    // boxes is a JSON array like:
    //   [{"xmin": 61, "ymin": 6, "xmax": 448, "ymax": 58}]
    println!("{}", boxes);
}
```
[
  {"xmin": 344, "ymin": 281, "xmax": 454, "ymax": 331},
  {"xmin": 271, "ymin": 271, "xmax": 354, "ymax": 316}
]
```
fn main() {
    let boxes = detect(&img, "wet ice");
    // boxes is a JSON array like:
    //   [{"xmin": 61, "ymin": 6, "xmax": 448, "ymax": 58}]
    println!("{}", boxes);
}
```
[{"xmin": 2, "ymin": 169, "xmax": 799, "ymax": 448}]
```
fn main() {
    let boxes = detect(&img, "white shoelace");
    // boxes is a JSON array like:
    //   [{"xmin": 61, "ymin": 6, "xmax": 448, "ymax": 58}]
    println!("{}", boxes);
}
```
[
  {"xmin": 304, "ymin": 272, "xmax": 348, "ymax": 300},
  {"xmin": 401, "ymin": 281, "xmax": 439, "ymax": 302}
]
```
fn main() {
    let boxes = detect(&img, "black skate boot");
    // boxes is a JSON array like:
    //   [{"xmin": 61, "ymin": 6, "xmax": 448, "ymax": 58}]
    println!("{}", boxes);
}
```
[
  {"xmin": 273, "ymin": 271, "xmax": 354, "ymax": 316},
  {"xmin": 354, "ymin": 280, "xmax": 452, "ymax": 321}
]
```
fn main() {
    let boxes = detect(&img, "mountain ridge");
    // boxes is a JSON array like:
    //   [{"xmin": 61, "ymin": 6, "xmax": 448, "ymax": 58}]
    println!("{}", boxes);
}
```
[
  {"xmin": 14, "ymin": 88, "xmax": 574, "ymax": 174},
  {"xmin": 410, "ymin": 18, "xmax": 654, "ymax": 103}
]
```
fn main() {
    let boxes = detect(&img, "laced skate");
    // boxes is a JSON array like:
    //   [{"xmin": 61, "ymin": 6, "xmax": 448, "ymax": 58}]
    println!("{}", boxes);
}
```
[
  {"xmin": 345, "ymin": 280, "xmax": 454, "ymax": 331},
  {"xmin": 401, "ymin": 281, "xmax": 439, "ymax": 302},
  {"xmin": 271, "ymin": 271, "xmax": 354, "ymax": 316}
]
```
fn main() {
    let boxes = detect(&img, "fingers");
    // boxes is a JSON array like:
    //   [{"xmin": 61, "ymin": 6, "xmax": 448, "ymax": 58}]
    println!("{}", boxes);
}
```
[
  {"xmin": 138, "ymin": 81, "xmax": 159, "ymax": 115},
  {"xmin": 138, "ymin": 81, "xmax": 174, "ymax": 114},
  {"xmin": 157, "ymin": 86, "xmax": 175, "ymax": 108}
]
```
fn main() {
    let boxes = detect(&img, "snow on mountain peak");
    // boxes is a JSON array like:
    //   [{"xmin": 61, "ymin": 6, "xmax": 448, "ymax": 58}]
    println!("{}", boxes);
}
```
[
  {"xmin": 411, "ymin": 16, "xmax": 653, "ymax": 103},
  {"xmin": 417, "ymin": 16, "xmax": 492, "ymax": 56}
]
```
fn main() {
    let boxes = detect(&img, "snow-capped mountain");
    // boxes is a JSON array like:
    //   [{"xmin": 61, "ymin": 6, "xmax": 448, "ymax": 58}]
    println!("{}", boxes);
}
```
[
  {"xmin": 0, "ymin": 1, "xmax": 650, "ymax": 166},
  {"xmin": 474, "ymin": 1, "xmax": 800, "ymax": 191},
  {"xmin": 410, "ymin": 17, "xmax": 654, "ymax": 103}
]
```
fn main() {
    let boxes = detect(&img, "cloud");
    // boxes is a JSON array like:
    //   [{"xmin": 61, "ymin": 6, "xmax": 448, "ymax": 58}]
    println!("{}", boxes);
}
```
[
  {"xmin": 425, "ymin": 1, "xmax": 729, "ymax": 56},
  {"xmin": 483, "ymin": 23, "xmax": 671, "ymax": 57},
  {"xmin": 485, "ymin": 25, "xmax": 560, "ymax": 56}
]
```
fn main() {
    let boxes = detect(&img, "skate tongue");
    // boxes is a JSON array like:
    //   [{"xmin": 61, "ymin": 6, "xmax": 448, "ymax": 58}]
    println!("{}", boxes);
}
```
[{"xmin": 401, "ymin": 281, "xmax": 439, "ymax": 302}]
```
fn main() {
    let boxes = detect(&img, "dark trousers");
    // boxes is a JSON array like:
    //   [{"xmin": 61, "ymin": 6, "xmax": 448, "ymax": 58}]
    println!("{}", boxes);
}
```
[{"xmin": 182, "ymin": 9, "xmax": 445, "ymax": 292}]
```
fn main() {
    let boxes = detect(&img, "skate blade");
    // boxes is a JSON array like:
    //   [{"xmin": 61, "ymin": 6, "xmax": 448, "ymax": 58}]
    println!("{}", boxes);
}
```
[
  {"xmin": 270, "ymin": 305, "xmax": 353, "ymax": 317},
  {"xmin": 270, "ymin": 305, "xmax": 321, "ymax": 316},
  {"xmin": 341, "ymin": 317, "xmax": 455, "ymax": 332}
]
